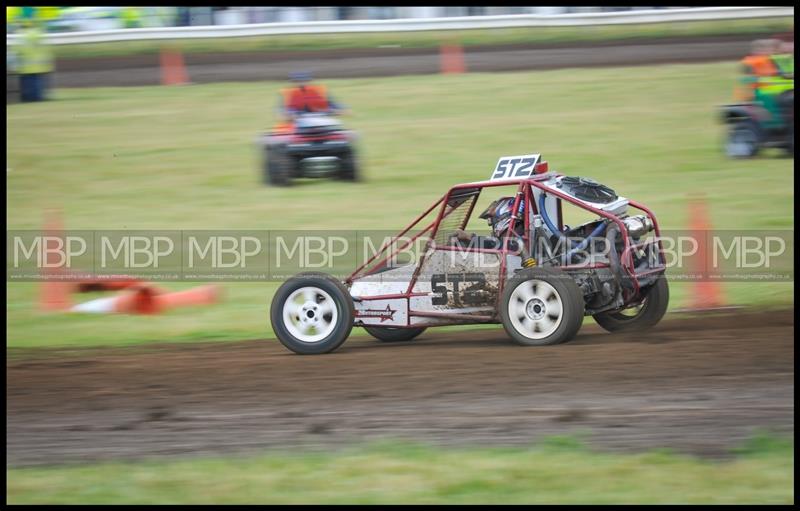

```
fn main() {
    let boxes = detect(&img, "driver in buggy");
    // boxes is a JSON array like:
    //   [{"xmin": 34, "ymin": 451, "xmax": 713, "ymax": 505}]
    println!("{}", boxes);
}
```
[
  {"xmin": 451, "ymin": 196, "xmax": 525, "ymax": 252},
  {"xmin": 276, "ymin": 71, "xmax": 346, "ymax": 120}
]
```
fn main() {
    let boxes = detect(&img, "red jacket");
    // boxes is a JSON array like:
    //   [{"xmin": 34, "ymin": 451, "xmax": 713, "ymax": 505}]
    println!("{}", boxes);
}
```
[{"xmin": 282, "ymin": 84, "xmax": 330, "ymax": 113}]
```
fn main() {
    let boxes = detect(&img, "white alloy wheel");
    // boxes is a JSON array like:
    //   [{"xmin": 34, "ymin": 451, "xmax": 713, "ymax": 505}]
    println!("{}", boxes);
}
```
[
  {"xmin": 507, "ymin": 279, "xmax": 564, "ymax": 340},
  {"xmin": 281, "ymin": 286, "xmax": 338, "ymax": 343}
]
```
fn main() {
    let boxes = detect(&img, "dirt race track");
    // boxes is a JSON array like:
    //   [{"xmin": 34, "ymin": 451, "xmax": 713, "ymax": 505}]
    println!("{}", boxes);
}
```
[
  {"xmin": 51, "ymin": 34, "xmax": 763, "ymax": 87},
  {"xmin": 6, "ymin": 309, "xmax": 794, "ymax": 467}
]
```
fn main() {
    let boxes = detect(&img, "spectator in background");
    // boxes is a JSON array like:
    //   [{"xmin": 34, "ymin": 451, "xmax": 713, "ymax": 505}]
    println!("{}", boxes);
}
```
[
  {"xmin": 336, "ymin": 7, "xmax": 353, "ymax": 20},
  {"xmin": 37, "ymin": 6, "xmax": 60, "ymax": 31},
  {"xmin": 120, "ymin": 7, "xmax": 142, "ymax": 29},
  {"xmin": 7, "ymin": 6, "xmax": 22, "ymax": 32},
  {"xmin": 176, "ymin": 7, "xmax": 191, "ymax": 26},
  {"xmin": 16, "ymin": 16, "xmax": 54, "ymax": 102}
]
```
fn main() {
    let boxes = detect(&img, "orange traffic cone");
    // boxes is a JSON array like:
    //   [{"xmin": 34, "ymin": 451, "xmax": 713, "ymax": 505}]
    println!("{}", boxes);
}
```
[
  {"xmin": 160, "ymin": 47, "xmax": 189, "ymax": 86},
  {"xmin": 440, "ymin": 43, "xmax": 466, "ymax": 74},
  {"xmin": 39, "ymin": 208, "xmax": 72, "ymax": 312},
  {"xmin": 71, "ymin": 284, "xmax": 220, "ymax": 315},
  {"xmin": 153, "ymin": 284, "xmax": 220, "ymax": 312},
  {"xmin": 71, "ymin": 283, "xmax": 163, "ymax": 314},
  {"xmin": 76, "ymin": 276, "xmax": 143, "ymax": 293},
  {"xmin": 687, "ymin": 195, "xmax": 725, "ymax": 310}
]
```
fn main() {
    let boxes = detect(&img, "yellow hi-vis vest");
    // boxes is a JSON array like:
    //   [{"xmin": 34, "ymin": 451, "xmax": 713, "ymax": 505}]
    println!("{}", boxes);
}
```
[
  {"xmin": 17, "ymin": 26, "xmax": 54, "ymax": 75},
  {"xmin": 37, "ymin": 6, "xmax": 60, "ymax": 22},
  {"xmin": 121, "ymin": 7, "xmax": 142, "ymax": 28},
  {"xmin": 7, "ymin": 6, "xmax": 22, "ymax": 24}
]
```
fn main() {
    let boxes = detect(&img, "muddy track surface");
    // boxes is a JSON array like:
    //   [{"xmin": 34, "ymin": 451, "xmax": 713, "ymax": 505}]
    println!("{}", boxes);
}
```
[
  {"xmin": 7, "ymin": 309, "xmax": 793, "ymax": 467},
  {"xmin": 50, "ymin": 34, "xmax": 762, "ymax": 88}
]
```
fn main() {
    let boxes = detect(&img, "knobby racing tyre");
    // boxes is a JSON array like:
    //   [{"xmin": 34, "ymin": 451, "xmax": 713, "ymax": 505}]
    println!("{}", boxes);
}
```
[
  {"xmin": 270, "ymin": 272, "xmax": 355, "ymax": 354},
  {"xmin": 337, "ymin": 147, "xmax": 360, "ymax": 182},
  {"xmin": 499, "ymin": 267, "xmax": 585, "ymax": 346},
  {"xmin": 725, "ymin": 121, "xmax": 760, "ymax": 159},
  {"xmin": 363, "ymin": 326, "xmax": 427, "ymax": 343},
  {"xmin": 592, "ymin": 276, "xmax": 669, "ymax": 333},
  {"xmin": 265, "ymin": 146, "xmax": 292, "ymax": 186}
]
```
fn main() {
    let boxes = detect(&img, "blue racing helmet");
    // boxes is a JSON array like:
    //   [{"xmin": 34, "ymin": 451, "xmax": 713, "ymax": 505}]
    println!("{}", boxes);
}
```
[{"xmin": 479, "ymin": 196, "xmax": 524, "ymax": 237}]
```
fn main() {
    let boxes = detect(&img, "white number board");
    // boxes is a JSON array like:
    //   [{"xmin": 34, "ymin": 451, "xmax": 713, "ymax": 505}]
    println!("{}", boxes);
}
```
[{"xmin": 490, "ymin": 154, "xmax": 541, "ymax": 181}]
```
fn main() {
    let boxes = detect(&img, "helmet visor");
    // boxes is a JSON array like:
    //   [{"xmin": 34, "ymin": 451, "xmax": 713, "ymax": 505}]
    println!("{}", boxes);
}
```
[
  {"xmin": 478, "ymin": 199, "xmax": 500, "ymax": 220},
  {"xmin": 478, "ymin": 196, "xmax": 514, "ymax": 220}
]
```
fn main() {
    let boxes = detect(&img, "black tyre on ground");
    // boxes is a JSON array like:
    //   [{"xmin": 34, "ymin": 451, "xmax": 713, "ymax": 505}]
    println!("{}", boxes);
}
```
[
  {"xmin": 725, "ymin": 121, "xmax": 760, "ymax": 159},
  {"xmin": 363, "ymin": 326, "xmax": 426, "ymax": 342},
  {"xmin": 265, "ymin": 146, "xmax": 292, "ymax": 186},
  {"xmin": 592, "ymin": 276, "xmax": 669, "ymax": 333},
  {"xmin": 337, "ymin": 147, "xmax": 360, "ymax": 181},
  {"xmin": 270, "ymin": 272, "xmax": 355, "ymax": 354},
  {"xmin": 498, "ymin": 267, "xmax": 585, "ymax": 346}
]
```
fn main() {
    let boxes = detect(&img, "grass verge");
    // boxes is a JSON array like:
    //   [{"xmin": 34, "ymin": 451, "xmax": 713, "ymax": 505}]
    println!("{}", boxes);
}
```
[{"xmin": 6, "ymin": 433, "xmax": 793, "ymax": 504}]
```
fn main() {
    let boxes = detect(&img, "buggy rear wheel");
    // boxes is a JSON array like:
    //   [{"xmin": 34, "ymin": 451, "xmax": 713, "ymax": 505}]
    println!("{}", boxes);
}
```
[
  {"xmin": 592, "ymin": 277, "xmax": 669, "ymax": 333},
  {"xmin": 363, "ymin": 326, "xmax": 426, "ymax": 343},
  {"xmin": 270, "ymin": 272, "xmax": 354, "ymax": 354},
  {"xmin": 499, "ymin": 267, "xmax": 585, "ymax": 346}
]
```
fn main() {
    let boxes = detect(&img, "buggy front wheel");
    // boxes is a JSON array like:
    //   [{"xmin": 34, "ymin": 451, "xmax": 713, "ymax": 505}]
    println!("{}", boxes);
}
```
[
  {"xmin": 270, "ymin": 272, "xmax": 355, "ymax": 354},
  {"xmin": 498, "ymin": 267, "xmax": 585, "ymax": 346}
]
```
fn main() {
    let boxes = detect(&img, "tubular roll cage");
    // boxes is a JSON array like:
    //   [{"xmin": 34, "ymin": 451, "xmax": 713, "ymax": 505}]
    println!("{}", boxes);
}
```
[{"xmin": 346, "ymin": 174, "xmax": 666, "ymax": 325}]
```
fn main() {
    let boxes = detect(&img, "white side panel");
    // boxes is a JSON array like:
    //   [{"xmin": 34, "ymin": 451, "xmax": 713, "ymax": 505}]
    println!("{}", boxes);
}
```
[
  {"xmin": 349, "ymin": 263, "xmax": 415, "ymax": 298},
  {"xmin": 351, "ymin": 249, "xmax": 523, "ymax": 326},
  {"xmin": 353, "ymin": 298, "xmax": 408, "ymax": 326},
  {"xmin": 412, "ymin": 250, "xmax": 501, "ymax": 308}
]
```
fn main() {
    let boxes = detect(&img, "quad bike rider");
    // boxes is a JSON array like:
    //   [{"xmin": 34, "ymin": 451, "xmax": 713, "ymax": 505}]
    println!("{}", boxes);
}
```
[
  {"xmin": 721, "ymin": 39, "xmax": 794, "ymax": 158},
  {"xmin": 275, "ymin": 71, "xmax": 346, "ymax": 121},
  {"xmin": 259, "ymin": 72, "xmax": 360, "ymax": 185}
]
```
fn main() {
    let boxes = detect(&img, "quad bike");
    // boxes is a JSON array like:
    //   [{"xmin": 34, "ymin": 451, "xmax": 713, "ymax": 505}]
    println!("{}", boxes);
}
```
[
  {"xmin": 258, "ymin": 112, "xmax": 361, "ymax": 186},
  {"xmin": 721, "ymin": 90, "xmax": 793, "ymax": 158},
  {"xmin": 271, "ymin": 153, "xmax": 669, "ymax": 354}
]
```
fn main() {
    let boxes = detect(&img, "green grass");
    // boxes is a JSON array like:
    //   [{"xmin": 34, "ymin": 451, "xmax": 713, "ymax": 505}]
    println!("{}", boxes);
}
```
[
  {"xmin": 6, "ymin": 434, "xmax": 794, "ymax": 504},
  {"xmin": 6, "ymin": 61, "xmax": 794, "ymax": 349},
  {"xmin": 50, "ymin": 17, "xmax": 795, "ymax": 59}
]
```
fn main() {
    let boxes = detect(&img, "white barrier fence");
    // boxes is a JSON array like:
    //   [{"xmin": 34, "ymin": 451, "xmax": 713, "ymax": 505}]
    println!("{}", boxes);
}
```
[{"xmin": 6, "ymin": 6, "xmax": 794, "ymax": 46}]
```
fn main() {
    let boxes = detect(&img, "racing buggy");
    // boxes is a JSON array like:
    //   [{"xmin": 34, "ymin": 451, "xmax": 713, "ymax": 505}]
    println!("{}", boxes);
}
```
[
  {"xmin": 271, "ymin": 153, "xmax": 669, "ymax": 354},
  {"xmin": 258, "ymin": 112, "xmax": 361, "ymax": 186}
]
